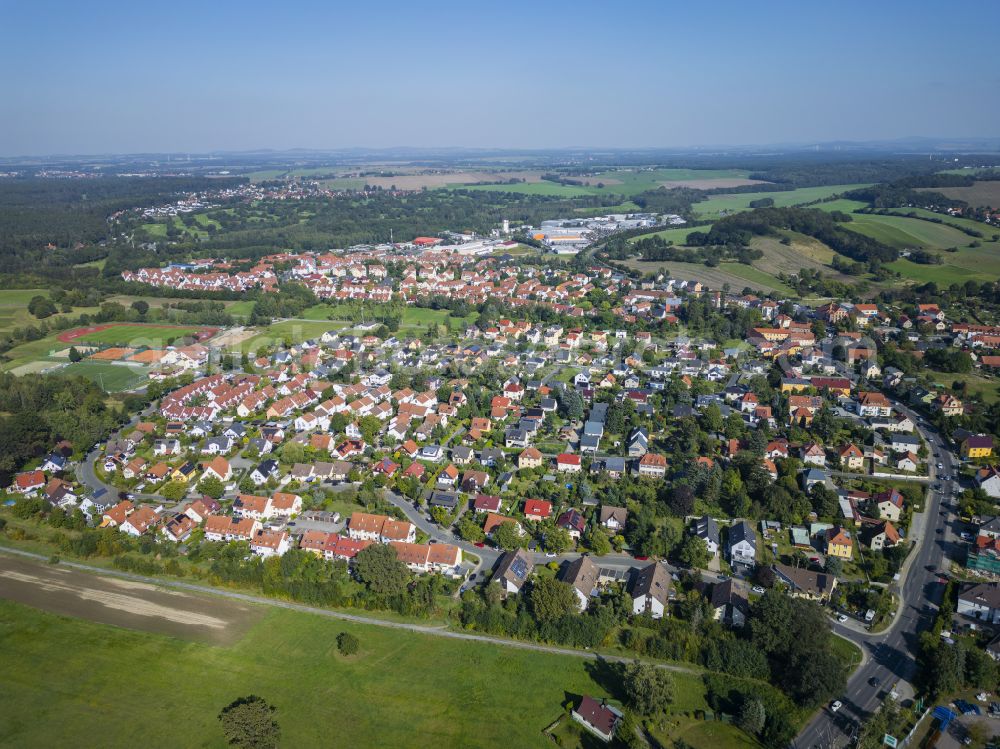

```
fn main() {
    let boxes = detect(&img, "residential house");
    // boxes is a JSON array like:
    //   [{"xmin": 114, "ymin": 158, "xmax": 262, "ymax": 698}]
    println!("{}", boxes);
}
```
[
  {"xmin": 572, "ymin": 696, "xmax": 622, "ymax": 743},
  {"xmin": 727, "ymin": 520, "xmax": 757, "ymax": 567},
  {"xmin": 560, "ymin": 555, "xmax": 601, "ymax": 611},
  {"xmin": 693, "ymin": 515, "xmax": 720, "ymax": 555},
  {"xmin": 599, "ymin": 505, "xmax": 628, "ymax": 532},
  {"xmin": 493, "ymin": 548, "xmax": 533, "ymax": 596},
  {"xmin": 772, "ymin": 562, "xmax": 837, "ymax": 601},
  {"xmin": 628, "ymin": 562, "xmax": 672, "ymax": 619}
]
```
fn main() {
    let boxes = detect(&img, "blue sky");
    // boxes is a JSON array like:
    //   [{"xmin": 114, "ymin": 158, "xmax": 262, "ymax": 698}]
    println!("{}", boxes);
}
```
[{"xmin": 1, "ymin": 0, "xmax": 998, "ymax": 155}]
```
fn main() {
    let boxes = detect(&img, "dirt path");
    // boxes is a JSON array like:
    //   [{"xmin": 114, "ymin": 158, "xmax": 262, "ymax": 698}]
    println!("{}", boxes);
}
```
[{"xmin": 0, "ymin": 553, "xmax": 260, "ymax": 645}]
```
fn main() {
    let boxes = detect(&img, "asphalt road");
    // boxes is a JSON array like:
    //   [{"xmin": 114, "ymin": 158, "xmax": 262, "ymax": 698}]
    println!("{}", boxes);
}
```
[{"xmin": 794, "ymin": 400, "xmax": 958, "ymax": 749}]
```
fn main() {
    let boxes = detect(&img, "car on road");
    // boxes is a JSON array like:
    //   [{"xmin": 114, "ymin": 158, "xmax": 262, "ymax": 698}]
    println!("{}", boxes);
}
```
[
  {"xmin": 545, "ymin": 552, "xmax": 557, "ymax": 557},
  {"xmin": 634, "ymin": 555, "xmax": 649, "ymax": 561},
  {"xmin": 869, "ymin": 676, "xmax": 881, "ymax": 687},
  {"xmin": 474, "ymin": 542, "xmax": 485, "ymax": 548},
  {"xmin": 830, "ymin": 700, "xmax": 843, "ymax": 713},
  {"xmin": 838, "ymin": 614, "xmax": 849, "ymax": 623},
  {"xmin": 938, "ymin": 463, "xmax": 944, "ymax": 469},
  {"xmin": 752, "ymin": 586, "xmax": 765, "ymax": 594}
]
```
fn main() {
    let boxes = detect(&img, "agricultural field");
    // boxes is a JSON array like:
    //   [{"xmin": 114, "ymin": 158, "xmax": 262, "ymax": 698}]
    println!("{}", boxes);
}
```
[
  {"xmin": 0, "ymin": 597, "xmax": 732, "ymax": 749},
  {"xmin": 841, "ymin": 213, "xmax": 973, "ymax": 251},
  {"xmin": 918, "ymin": 180, "xmax": 1000, "ymax": 208},
  {"xmin": 883, "ymin": 207, "xmax": 1000, "ymax": 238},
  {"xmin": 459, "ymin": 168, "xmax": 766, "ymax": 198},
  {"xmin": 627, "ymin": 224, "xmax": 711, "ymax": 245},
  {"xmin": 55, "ymin": 361, "xmax": 149, "ymax": 392},
  {"xmin": 923, "ymin": 369, "xmax": 1000, "ymax": 404},
  {"xmin": 885, "ymin": 259, "xmax": 981, "ymax": 285},
  {"xmin": 623, "ymin": 258, "xmax": 795, "ymax": 296},
  {"xmin": 691, "ymin": 184, "xmax": 870, "ymax": 219}
]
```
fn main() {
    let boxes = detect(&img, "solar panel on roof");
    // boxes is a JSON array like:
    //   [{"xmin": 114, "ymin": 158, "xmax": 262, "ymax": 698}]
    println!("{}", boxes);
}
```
[{"xmin": 511, "ymin": 557, "xmax": 529, "ymax": 579}]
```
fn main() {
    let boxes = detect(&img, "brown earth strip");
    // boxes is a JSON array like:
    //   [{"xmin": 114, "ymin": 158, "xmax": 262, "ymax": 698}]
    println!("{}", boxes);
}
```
[{"xmin": 0, "ymin": 554, "xmax": 260, "ymax": 646}]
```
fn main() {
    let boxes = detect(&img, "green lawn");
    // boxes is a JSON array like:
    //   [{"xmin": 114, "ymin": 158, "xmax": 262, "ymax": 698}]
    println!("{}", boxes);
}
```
[
  {"xmin": 692, "ymin": 185, "xmax": 870, "ymax": 219},
  {"xmin": 401, "ymin": 307, "xmax": 479, "ymax": 329},
  {"xmin": 56, "ymin": 361, "xmax": 149, "ymax": 392},
  {"xmin": 0, "ymin": 599, "xmax": 719, "ymax": 749}
]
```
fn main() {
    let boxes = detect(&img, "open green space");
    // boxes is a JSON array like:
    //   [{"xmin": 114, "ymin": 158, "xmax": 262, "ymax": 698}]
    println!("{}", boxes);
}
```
[
  {"xmin": 234, "ymin": 320, "xmax": 344, "ymax": 352},
  {"xmin": 842, "ymin": 213, "xmax": 972, "ymax": 250},
  {"xmin": 692, "ymin": 184, "xmax": 870, "ymax": 219},
  {"xmin": 0, "ymin": 598, "xmax": 722, "ymax": 749},
  {"xmin": 623, "ymin": 259, "xmax": 795, "ymax": 296},
  {"xmin": 885, "ymin": 258, "xmax": 981, "ymax": 285},
  {"xmin": 457, "ymin": 181, "xmax": 603, "ymax": 197},
  {"xmin": 1, "ymin": 332, "xmax": 71, "ymax": 371},
  {"xmin": 627, "ymin": 224, "xmax": 710, "ymax": 245},
  {"xmin": 884, "ymin": 207, "xmax": 1000, "ymax": 238},
  {"xmin": 71, "ymin": 324, "xmax": 210, "ymax": 346},
  {"xmin": 924, "ymin": 369, "xmax": 1000, "ymax": 404},
  {"xmin": 55, "ymin": 360, "xmax": 148, "ymax": 392},
  {"xmin": 225, "ymin": 300, "xmax": 257, "ymax": 317}
]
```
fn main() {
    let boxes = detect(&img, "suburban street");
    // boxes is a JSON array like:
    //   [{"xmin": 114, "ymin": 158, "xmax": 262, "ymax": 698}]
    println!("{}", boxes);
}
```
[{"xmin": 794, "ymin": 400, "xmax": 958, "ymax": 749}]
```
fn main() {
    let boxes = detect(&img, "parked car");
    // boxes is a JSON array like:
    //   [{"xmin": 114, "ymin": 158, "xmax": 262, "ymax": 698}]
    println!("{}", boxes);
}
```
[
  {"xmin": 830, "ymin": 700, "xmax": 843, "ymax": 713},
  {"xmin": 838, "ymin": 614, "xmax": 849, "ymax": 623},
  {"xmin": 752, "ymin": 586, "xmax": 765, "ymax": 594}
]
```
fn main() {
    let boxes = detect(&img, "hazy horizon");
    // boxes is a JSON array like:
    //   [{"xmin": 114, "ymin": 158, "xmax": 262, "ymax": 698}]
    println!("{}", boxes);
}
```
[{"xmin": 3, "ymin": 0, "xmax": 999, "ymax": 157}]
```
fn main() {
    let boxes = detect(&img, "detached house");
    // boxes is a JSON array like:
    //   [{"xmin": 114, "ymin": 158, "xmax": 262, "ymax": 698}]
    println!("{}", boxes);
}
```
[{"xmin": 628, "ymin": 562, "xmax": 672, "ymax": 619}]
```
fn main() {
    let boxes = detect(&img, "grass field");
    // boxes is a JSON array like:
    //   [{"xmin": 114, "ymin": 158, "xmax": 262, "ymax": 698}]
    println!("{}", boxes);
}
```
[
  {"xmin": 692, "ymin": 184, "xmax": 870, "ymax": 219},
  {"xmin": 924, "ymin": 369, "xmax": 1000, "ymax": 404},
  {"xmin": 458, "ymin": 181, "xmax": 603, "ymax": 197},
  {"xmin": 918, "ymin": 181, "xmax": 1000, "ymax": 208},
  {"xmin": 0, "ymin": 598, "xmax": 727, "ymax": 749},
  {"xmin": 225, "ymin": 300, "xmax": 257, "ymax": 317},
  {"xmin": 235, "ymin": 320, "xmax": 343, "ymax": 352},
  {"xmin": 458, "ymin": 168, "xmax": 763, "ymax": 198},
  {"xmin": 885, "ymin": 258, "xmax": 981, "ymax": 284},
  {"xmin": 627, "ymin": 224, "xmax": 711, "ymax": 245},
  {"xmin": 69, "ymin": 324, "xmax": 211, "ymax": 346},
  {"xmin": 883, "ymin": 207, "xmax": 1000, "ymax": 238},
  {"xmin": 623, "ymin": 259, "xmax": 795, "ymax": 296},
  {"xmin": 55, "ymin": 361, "xmax": 148, "ymax": 392},
  {"xmin": 0, "ymin": 289, "xmax": 102, "ymax": 336},
  {"xmin": 842, "ymin": 213, "xmax": 973, "ymax": 250}
]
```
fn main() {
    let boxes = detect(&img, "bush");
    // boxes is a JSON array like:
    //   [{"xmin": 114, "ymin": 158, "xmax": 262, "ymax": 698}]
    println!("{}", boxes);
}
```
[{"xmin": 337, "ymin": 631, "xmax": 360, "ymax": 655}]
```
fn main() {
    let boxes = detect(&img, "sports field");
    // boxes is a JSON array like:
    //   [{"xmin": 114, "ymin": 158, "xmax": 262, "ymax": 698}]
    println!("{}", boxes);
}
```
[
  {"xmin": 56, "ymin": 361, "xmax": 149, "ymax": 392},
  {"xmin": 61, "ymin": 323, "xmax": 215, "ymax": 346},
  {"xmin": 0, "ymin": 596, "xmax": 723, "ymax": 749}
]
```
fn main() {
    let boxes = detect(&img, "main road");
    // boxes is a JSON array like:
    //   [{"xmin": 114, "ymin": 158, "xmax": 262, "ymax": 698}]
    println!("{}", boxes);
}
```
[{"xmin": 794, "ymin": 401, "xmax": 958, "ymax": 749}]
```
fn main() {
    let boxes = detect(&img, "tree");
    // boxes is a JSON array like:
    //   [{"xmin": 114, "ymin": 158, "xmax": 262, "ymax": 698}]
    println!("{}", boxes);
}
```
[
  {"xmin": 161, "ymin": 480, "xmax": 189, "ymax": 502},
  {"xmin": 529, "ymin": 577, "xmax": 579, "ymax": 622},
  {"xmin": 737, "ymin": 698, "xmax": 766, "ymax": 736},
  {"xmin": 337, "ymin": 631, "xmax": 359, "ymax": 655},
  {"xmin": 198, "ymin": 475, "xmax": 225, "ymax": 499},
  {"xmin": 824, "ymin": 555, "xmax": 844, "ymax": 578},
  {"xmin": 28, "ymin": 295, "xmax": 57, "ymax": 319},
  {"xmin": 68, "ymin": 346, "xmax": 82, "ymax": 362},
  {"xmin": 493, "ymin": 521, "xmax": 523, "ymax": 551},
  {"xmin": 218, "ymin": 695, "xmax": 280, "ymax": 748},
  {"xmin": 677, "ymin": 535, "xmax": 709, "ymax": 569},
  {"xmin": 587, "ymin": 527, "xmax": 612, "ymax": 556},
  {"xmin": 353, "ymin": 543, "xmax": 409, "ymax": 596},
  {"xmin": 130, "ymin": 300, "xmax": 150, "ymax": 316},
  {"xmin": 456, "ymin": 515, "xmax": 485, "ymax": 543},
  {"xmin": 668, "ymin": 485, "xmax": 695, "ymax": 517},
  {"xmin": 544, "ymin": 526, "xmax": 572, "ymax": 554},
  {"xmin": 622, "ymin": 660, "xmax": 674, "ymax": 716}
]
